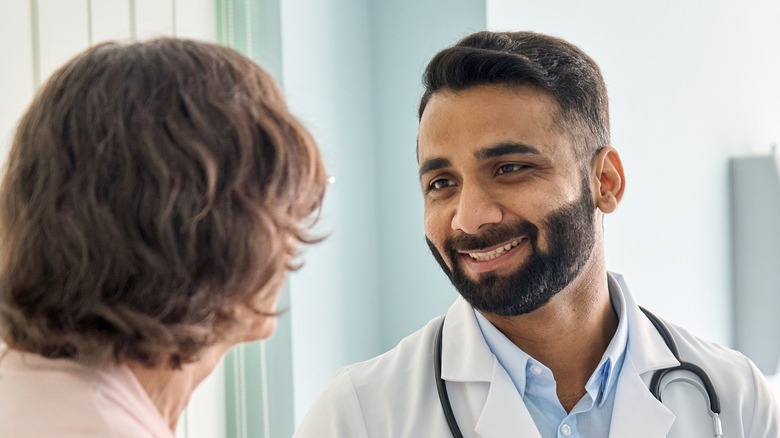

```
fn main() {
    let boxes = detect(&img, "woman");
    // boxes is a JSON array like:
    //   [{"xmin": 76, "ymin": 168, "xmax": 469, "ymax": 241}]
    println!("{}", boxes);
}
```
[{"xmin": 0, "ymin": 38, "xmax": 327, "ymax": 437}]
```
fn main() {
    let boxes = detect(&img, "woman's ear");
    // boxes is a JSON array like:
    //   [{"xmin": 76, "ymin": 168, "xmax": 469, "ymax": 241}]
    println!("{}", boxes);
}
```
[{"xmin": 591, "ymin": 147, "xmax": 625, "ymax": 213}]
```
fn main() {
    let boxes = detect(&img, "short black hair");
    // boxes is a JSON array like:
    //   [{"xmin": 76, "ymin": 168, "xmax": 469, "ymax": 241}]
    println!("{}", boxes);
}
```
[{"xmin": 419, "ymin": 31, "xmax": 610, "ymax": 161}]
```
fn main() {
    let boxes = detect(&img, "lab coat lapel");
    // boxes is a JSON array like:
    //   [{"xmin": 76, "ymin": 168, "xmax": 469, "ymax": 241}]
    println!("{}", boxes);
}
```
[
  {"xmin": 609, "ymin": 354, "xmax": 675, "ymax": 437},
  {"xmin": 441, "ymin": 297, "xmax": 494, "ymax": 383},
  {"xmin": 474, "ymin": 358, "xmax": 541, "ymax": 438},
  {"xmin": 616, "ymin": 272, "xmax": 680, "ymax": 373},
  {"xmin": 442, "ymin": 298, "xmax": 540, "ymax": 437},
  {"xmin": 608, "ymin": 273, "xmax": 680, "ymax": 437}
]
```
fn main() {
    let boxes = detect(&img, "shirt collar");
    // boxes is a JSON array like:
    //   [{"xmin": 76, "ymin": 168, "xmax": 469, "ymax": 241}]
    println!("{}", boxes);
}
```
[
  {"xmin": 474, "ymin": 275, "xmax": 629, "ymax": 407},
  {"xmin": 589, "ymin": 274, "xmax": 628, "ymax": 406}
]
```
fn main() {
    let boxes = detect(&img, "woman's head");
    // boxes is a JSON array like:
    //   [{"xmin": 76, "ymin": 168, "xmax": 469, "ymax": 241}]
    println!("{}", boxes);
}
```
[{"xmin": 0, "ymin": 38, "xmax": 327, "ymax": 368}]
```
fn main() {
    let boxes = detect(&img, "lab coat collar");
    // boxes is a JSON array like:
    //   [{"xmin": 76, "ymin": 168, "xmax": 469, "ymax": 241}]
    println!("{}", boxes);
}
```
[
  {"xmin": 440, "ymin": 296, "xmax": 494, "ymax": 383},
  {"xmin": 610, "ymin": 272, "xmax": 679, "ymax": 375},
  {"xmin": 474, "ymin": 358, "xmax": 542, "ymax": 438},
  {"xmin": 440, "ymin": 274, "xmax": 680, "ymax": 381},
  {"xmin": 609, "ymin": 353, "xmax": 676, "ymax": 437},
  {"xmin": 441, "ymin": 297, "xmax": 542, "ymax": 436},
  {"xmin": 440, "ymin": 274, "xmax": 681, "ymax": 437},
  {"xmin": 607, "ymin": 272, "xmax": 679, "ymax": 437}
]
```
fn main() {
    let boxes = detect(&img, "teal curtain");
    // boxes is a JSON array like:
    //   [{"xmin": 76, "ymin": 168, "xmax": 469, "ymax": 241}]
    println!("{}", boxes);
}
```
[
  {"xmin": 216, "ymin": 1, "xmax": 292, "ymax": 437},
  {"xmin": 216, "ymin": 0, "xmax": 281, "ymax": 81}
]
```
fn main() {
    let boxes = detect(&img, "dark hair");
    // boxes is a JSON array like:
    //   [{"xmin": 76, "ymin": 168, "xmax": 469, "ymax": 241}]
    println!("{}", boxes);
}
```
[
  {"xmin": 419, "ymin": 31, "xmax": 610, "ymax": 160},
  {"xmin": 0, "ymin": 38, "xmax": 327, "ymax": 368}
]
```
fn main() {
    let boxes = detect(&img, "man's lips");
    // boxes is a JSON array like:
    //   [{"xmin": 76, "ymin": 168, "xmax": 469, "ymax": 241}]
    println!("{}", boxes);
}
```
[{"xmin": 456, "ymin": 237, "xmax": 529, "ymax": 262}]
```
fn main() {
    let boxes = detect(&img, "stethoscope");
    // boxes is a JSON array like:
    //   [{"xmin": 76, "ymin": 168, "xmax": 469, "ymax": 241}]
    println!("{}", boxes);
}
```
[{"xmin": 433, "ymin": 307, "xmax": 723, "ymax": 438}]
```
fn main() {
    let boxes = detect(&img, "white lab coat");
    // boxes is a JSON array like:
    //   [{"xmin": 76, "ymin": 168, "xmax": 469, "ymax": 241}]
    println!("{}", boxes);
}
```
[{"xmin": 295, "ymin": 274, "xmax": 780, "ymax": 437}]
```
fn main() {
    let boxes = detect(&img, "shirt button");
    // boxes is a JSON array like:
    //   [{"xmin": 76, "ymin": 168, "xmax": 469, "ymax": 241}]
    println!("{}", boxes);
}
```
[
  {"xmin": 560, "ymin": 423, "xmax": 572, "ymax": 437},
  {"xmin": 530, "ymin": 364, "xmax": 542, "ymax": 375}
]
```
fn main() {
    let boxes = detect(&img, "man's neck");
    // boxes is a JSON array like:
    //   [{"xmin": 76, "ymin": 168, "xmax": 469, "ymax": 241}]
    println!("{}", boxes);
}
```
[{"xmin": 480, "ymin": 264, "xmax": 617, "ymax": 412}]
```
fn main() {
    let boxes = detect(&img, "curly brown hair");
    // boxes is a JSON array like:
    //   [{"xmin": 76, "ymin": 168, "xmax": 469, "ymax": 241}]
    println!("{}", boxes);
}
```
[{"xmin": 0, "ymin": 38, "xmax": 327, "ymax": 369}]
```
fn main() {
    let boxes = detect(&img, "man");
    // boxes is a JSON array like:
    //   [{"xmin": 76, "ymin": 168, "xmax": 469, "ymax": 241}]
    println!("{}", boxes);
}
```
[{"xmin": 295, "ymin": 31, "xmax": 780, "ymax": 437}]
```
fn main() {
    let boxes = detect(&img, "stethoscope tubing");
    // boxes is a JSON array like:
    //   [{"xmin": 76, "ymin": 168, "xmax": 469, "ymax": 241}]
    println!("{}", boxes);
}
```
[
  {"xmin": 433, "ymin": 319, "xmax": 464, "ymax": 438},
  {"xmin": 639, "ymin": 307, "xmax": 721, "ymax": 414}
]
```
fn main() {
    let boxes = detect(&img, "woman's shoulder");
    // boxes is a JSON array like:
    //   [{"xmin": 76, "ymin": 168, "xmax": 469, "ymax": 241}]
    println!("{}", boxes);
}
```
[{"xmin": 0, "ymin": 349, "xmax": 173, "ymax": 438}]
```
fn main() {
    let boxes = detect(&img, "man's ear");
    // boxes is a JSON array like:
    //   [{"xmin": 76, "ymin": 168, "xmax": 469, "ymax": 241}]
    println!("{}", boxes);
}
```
[{"xmin": 591, "ymin": 147, "xmax": 625, "ymax": 213}]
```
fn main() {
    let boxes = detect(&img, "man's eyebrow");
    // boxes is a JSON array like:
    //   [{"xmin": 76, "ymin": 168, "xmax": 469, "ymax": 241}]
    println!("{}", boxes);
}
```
[
  {"xmin": 418, "ymin": 157, "xmax": 451, "ymax": 179},
  {"xmin": 475, "ymin": 143, "xmax": 541, "ymax": 160}
]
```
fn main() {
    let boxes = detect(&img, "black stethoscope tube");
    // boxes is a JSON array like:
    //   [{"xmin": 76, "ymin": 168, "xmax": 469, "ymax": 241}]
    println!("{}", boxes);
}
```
[
  {"xmin": 433, "ymin": 318, "xmax": 465, "ymax": 438},
  {"xmin": 433, "ymin": 307, "xmax": 721, "ymax": 438},
  {"xmin": 640, "ymin": 307, "xmax": 721, "ymax": 415}
]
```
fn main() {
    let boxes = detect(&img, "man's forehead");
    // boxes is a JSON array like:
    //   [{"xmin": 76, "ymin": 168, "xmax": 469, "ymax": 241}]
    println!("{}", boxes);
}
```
[
  {"xmin": 421, "ymin": 84, "xmax": 559, "ymax": 117},
  {"xmin": 418, "ymin": 87, "xmax": 560, "ymax": 157}
]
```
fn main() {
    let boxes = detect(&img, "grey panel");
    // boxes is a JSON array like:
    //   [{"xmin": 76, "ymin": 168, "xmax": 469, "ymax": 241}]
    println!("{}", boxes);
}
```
[{"xmin": 731, "ymin": 155, "xmax": 780, "ymax": 373}]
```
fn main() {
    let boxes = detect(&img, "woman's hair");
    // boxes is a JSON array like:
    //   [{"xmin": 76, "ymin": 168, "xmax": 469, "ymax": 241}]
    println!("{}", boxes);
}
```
[{"xmin": 0, "ymin": 38, "xmax": 327, "ymax": 368}]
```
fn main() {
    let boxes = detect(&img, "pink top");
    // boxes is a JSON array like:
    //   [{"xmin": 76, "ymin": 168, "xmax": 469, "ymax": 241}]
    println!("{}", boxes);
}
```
[{"xmin": 0, "ymin": 348, "xmax": 174, "ymax": 438}]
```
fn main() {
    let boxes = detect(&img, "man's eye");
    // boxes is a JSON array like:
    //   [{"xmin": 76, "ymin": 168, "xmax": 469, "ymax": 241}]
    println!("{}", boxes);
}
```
[
  {"xmin": 496, "ymin": 163, "xmax": 530, "ymax": 175},
  {"xmin": 429, "ymin": 178, "xmax": 454, "ymax": 190}
]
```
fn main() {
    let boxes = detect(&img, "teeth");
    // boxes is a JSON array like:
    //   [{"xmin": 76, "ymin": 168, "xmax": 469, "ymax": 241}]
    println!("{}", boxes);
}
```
[{"xmin": 468, "ymin": 239, "xmax": 522, "ymax": 262}]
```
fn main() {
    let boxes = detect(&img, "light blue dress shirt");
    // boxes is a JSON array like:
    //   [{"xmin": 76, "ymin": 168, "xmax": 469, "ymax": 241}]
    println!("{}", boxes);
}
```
[{"xmin": 474, "ymin": 282, "xmax": 628, "ymax": 438}]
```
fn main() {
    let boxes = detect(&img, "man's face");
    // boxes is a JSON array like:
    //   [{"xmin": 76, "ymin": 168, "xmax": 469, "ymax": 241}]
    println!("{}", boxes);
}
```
[{"xmin": 417, "ymin": 85, "xmax": 597, "ymax": 316}]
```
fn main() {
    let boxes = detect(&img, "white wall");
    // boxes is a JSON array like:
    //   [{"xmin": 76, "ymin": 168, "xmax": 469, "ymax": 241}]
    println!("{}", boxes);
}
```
[
  {"xmin": 0, "ymin": 1, "xmax": 35, "ymax": 159},
  {"xmin": 487, "ymin": 0, "xmax": 780, "ymax": 346}
]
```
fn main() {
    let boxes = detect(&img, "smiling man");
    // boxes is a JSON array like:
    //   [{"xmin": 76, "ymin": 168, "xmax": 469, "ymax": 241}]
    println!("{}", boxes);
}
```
[{"xmin": 296, "ymin": 31, "xmax": 780, "ymax": 438}]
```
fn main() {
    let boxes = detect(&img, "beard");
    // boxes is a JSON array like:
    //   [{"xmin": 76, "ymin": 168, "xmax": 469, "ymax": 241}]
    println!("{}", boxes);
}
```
[{"xmin": 426, "ymin": 179, "xmax": 597, "ymax": 316}]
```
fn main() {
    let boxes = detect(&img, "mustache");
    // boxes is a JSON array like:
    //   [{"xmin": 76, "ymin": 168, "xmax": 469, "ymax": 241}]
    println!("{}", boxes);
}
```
[{"xmin": 445, "ymin": 220, "xmax": 538, "ymax": 252}]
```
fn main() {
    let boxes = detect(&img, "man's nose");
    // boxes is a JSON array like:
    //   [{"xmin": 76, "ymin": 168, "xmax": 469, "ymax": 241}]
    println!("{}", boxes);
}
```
[{"xmin": 451, "ymin": 183, "xmax": 502, "ymax": 235}]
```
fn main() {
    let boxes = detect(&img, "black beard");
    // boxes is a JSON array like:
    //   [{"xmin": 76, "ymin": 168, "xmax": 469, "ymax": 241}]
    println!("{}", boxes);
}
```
[{"xmin": 426, "ymin": 182, "xmax": 596, "ymax": 316}]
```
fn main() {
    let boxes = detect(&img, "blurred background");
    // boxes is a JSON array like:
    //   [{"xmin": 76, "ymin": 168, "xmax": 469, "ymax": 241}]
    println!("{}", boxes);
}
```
[{"xmin": 1, "ymin": 1, "xmax": 779, "ymax": 436}]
